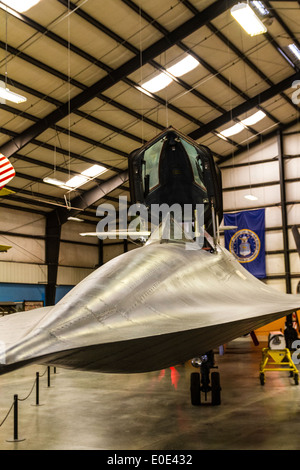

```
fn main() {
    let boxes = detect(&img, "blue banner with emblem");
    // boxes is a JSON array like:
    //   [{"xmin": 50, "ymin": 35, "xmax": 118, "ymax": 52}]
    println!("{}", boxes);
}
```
[{"xmin": 224, "ymin": 209, "xmax": 266, "ymax": 279}]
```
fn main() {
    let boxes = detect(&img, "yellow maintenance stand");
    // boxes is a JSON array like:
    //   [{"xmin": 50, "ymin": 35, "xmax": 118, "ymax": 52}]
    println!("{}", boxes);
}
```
[{"xmin": 259, "ymin": 331, "xmax": 299, "ymax": 386}]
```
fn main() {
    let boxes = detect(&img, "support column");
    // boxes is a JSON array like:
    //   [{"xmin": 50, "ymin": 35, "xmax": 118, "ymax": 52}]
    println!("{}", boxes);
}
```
[
  {"xmin": 98, "ymin": 239, "xmax": 103, "ymax": 267},
  {"xmin": 45, "ymin": 212, "xmax": 61, "ymax": 306},
  {"xmin": 277, "ymin": 130, "xmax": 291, "ymax": 294}
]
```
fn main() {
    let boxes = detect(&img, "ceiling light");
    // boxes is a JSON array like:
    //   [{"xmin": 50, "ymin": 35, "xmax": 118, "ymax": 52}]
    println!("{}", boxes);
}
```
[
  {"xmin": 81, "ymin": 164, "xmax": 106, "ymax": 177},
  {"xmin": 167, "ymin": 55, "xmax": 199, "ymax": 77},
  {"xmin": 67, "ymin": 216, "xmax": 84, "ymax": 222},
  {"xmin": 251, "ymin": 1, "xmax": 269, "ymax": 16},
  {"xmin": 141, "ymin": 73, "xmax": 173, "ymax": 93},
  {"xmin": 220, "ymin": 123, "xmax": 244, "ymax": 137},
  {"xmin": 43, "ymin": 177, "xmax": 70, "ymax": 190},
  {"xmin": 244, "ymin": 194, "xmax": 258, "ymax": 201},
  {"xmin": 0, "ymin": 81, "xmax": 26, "ymax": 104},
  {"xmin": 241, "ymin": 110, "xmax": 266, "ymax": 126},
  {"xmin": 217, "ymin": 110, "xmax": 266, "ymax": 139},
  {"xmin": 0, "ymin": 0, "xmax": 40, "ymax": 12},
  {"xmin": 65, "ymin": 175, "xmax": 88, "ymax": 188},
  {"xmin": 216, "ymin": 133, "xmax": 228, "ymax": 141},
  {"xmin": 231, "ymin": 3, "xmax": 267, "ymax": 36},
  {"xmin": 288, "ymin": 44, "xmax": 300, "ymax": 62}
]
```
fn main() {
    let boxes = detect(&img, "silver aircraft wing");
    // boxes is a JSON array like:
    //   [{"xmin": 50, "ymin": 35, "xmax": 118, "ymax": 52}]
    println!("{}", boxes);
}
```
[{"xmin": 0, "ymin": 225, "xmax": 299, "ymax": 375}]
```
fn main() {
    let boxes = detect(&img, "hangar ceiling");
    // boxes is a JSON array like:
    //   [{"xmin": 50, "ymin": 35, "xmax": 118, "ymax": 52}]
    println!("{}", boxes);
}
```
[{"xmin": 0, "ymin": 0, "xmax": 299, "ymax": 224}]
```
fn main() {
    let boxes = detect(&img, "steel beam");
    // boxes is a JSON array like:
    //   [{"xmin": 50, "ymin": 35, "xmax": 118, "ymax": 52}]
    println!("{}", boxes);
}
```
[
  {"xmin": 277, "ymin": 130, "xmax": 292, "ymax": 294},
  {"xmin": 189, "ymin": 72, "xmax": 300, "ymax": 141}
]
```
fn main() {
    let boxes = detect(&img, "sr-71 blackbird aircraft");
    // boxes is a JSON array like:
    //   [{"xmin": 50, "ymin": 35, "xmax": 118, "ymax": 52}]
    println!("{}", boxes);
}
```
[{"xmin": 0, "ymin": 127, "xmax": 299, "ymax": 405}]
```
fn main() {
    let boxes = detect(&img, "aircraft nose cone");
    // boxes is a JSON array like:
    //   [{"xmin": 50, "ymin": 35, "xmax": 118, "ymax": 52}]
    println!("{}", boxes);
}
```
[{"xmin": 0, "ymin": 243, "xmax": 186, "ymax": 373}]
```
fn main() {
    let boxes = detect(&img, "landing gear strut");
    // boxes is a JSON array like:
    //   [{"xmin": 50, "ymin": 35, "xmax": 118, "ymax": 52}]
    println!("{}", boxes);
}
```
[{"xmin": 190, "ymin": 350, "xmax": 221, "ymax": 406}]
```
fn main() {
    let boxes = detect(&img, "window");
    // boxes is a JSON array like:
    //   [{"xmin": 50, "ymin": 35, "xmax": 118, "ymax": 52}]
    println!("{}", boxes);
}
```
[
  {"xmin": 142, "ymin": 139, "xmax": 164, "ymax": 192},
  {"xmin": 180, "ymin": 138, "xmax": 206, "ymax": 191}
]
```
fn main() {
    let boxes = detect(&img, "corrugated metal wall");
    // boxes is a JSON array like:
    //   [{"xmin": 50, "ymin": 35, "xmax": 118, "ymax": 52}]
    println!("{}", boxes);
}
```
[{"xmin": 220, "ymin": 122, "xmax": 300, "ymax": 294}]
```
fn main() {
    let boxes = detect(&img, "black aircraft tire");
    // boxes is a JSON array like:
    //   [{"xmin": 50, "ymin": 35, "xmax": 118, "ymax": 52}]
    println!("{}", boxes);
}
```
[
  {"xmin": 259, "ymin": 372, "xmax": 265, "ymax": 385},
  {"xmin": 190, "ymin": 372, "xmax": 201, "ymax": 406},
  {"xmin": 211, "ymin": 372, "xmax": 221, "ymax": 406}
]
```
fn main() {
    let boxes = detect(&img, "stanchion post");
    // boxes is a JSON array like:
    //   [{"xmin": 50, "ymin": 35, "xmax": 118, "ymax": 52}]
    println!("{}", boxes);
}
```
[
  {"xmin": 13, "ymin": 394, "xmax": 18, "ymax": 441},
  {"xmin": 47, "ymin": 366, "xmax": 50, "ymax": 387},
  {"xmin": 36, "ymin": 372, "xmax": 39, "ymax": 406},
  {"xmin": 6, "ymin": 395, "xmax": 25, "ymax": 442}
]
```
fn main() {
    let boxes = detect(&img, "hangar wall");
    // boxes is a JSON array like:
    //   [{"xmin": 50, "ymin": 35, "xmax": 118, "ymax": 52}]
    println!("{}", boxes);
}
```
[
  {"xmin": 0, "ymin": 213, "xmax": 98, "ymax": 303},
  {"xmin": 0, "ymin": 124, "xmax": 299, "ymax": 305},
  {"xmin": 220, "ymin": 122, "xmax": 300, "ymax": 294}
]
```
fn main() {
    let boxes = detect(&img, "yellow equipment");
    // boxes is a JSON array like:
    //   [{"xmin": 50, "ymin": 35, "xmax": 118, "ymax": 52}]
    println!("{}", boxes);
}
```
[{"xmin": 259, "ymin": 331, "xmax": 299, "ymax": 386}]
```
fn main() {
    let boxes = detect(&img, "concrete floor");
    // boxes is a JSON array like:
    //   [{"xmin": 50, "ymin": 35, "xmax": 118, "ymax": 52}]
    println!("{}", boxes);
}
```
[{"xmin": 0, "ymin": 336, "xmax": 299, "ymax": 451}]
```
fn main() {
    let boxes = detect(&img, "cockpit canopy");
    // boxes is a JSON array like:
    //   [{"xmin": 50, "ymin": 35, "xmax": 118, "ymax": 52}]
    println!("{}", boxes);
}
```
[{"xmin": 129, "ymin": 127, "xmax": 223, "ymax": 235}]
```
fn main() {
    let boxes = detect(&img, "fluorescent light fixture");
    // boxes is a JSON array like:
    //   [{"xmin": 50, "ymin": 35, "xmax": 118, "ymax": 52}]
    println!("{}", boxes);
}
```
[
  {"xmin": 136, "ymin": 86, "xmax": 153, "ymax": 97},
  {"xmin": 44, "ymin": 165, "xmax": 108, "ymax": 191},
  {"xmin": 141, "ymin": 54, "xmax": 199, "ymax": 93},
  {"xmin": 141, "ymin": 73, "xmax": 173, "ymax": 93},
  {"xmin": 0, "ymin": 0, "xmax": 40, "ymax": 12},
  {"xmin": 66, "ymin": 165, "xmax": 107, "ymax": 187},
  {"xmin": 67, "ymin": 216, "xmax": 84, "ymax": 222},
  {"xmin": 231, "ymin": 3, "xmax": 267, "ymax": 36},
  {"xmin": 81, "ymin": 164, "xmax": 106, "ymax": 177},
  {"xmin": 43, "ymin": 177, "xmax": 70, "ymax": 190},
  {"xmin": 241, "ymin": 110, "xmax": 266, "ymax": 126},
  {"xmin": 251, "ymin": 1, "xmax": 269, "ymax": 16},
  {"xmin": 218, "ymin": 110, "xmax": 266, "ymax": 139},
  {"xmin": 244, "ymin": 194, "xmax": 258, "ymax": 201},
  {"xmin": 288, "ymin": 44, "xmax": 300, "ymax": 62},
  {"xmin": 220, "ymin": 123, "xmax": 244, "ymax": 137},
  {"xmin": 167, "ymin": 55, "xmax": 199, "ymax": 77},
  {"xmin": 0, "ymin": 81, "xmax": 26, "ymax": 104},
  {"xmin": 65, "ymin": 175, "xmax": 88, "ymax": 188}
]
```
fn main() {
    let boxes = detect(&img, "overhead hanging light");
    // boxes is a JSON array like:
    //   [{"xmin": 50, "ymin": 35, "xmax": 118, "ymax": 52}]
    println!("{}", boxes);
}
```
[
  {"xmin": 219, "ymin": 123, "xmax": 245, "ymax": 138},
  {"xmin": 231, "ymin": 3, "xmax": 267, "ymax": 36},
  {"xmin": 251, "ymin": 1, "xmax": 269, "ymax": 16},
  {"xmin": 241, "ymin": 110, "xmax": 266, "ymax": 126},
  {"xmin": 65, "ymin": 175, "xmax": 88, "ymax": 188},
  {"xmin": 288, "ymin": 44, "xmax": 300, "ymax": 62},
  {"xmin": 43, "ymin": 165, "xmax": 108, "ymax": 190},
  {"xmin": 0, "ymin": 80, "xmax": 26, "ymax": 104},
  {"xmin": 167, "ymin": 55, "xmax": 199, "ymax": 77},
  {"xmin": 0, "ymin": 0, "xmax": 40, "ymax": 13},
  {"xmin": 67, "ymin": 216, "xmax": 84, "ymax": 222},
  {"xmin": 65, "ymin": 164, "xmax": 107, "ymax": 188},
  {"xmin": 141, "ymin": 73, "xmax": 173, "ymax": 93},
  {"xmin": 43, "ymin": 177, "xmax": 71, "ymax": 190},
  {"xmin": 81, "ymin": 164, "xmax": 107, "ymax": 177},
  {"xmin": 218, "ymin": 110, "xmax": 266, "ymax": 138},
  {"xmin": 140, "ymin": 54, "xmax": 200, "ymax": 94},
  {"xmin": 244, "ymin": 194, "xmax": 258, "ymax": 201}
]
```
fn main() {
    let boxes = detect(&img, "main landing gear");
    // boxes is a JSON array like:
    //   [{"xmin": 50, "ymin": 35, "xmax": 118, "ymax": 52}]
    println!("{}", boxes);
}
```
[{"xmin": 190, "ymin": 350, "xmax": 221, "ymax": 406}]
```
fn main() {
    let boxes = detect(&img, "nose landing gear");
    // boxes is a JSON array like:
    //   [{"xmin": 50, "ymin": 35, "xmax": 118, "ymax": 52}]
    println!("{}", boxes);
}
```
[{"xmin": 190, "ymin": 350, "xmax": 221, "ymax": 406}]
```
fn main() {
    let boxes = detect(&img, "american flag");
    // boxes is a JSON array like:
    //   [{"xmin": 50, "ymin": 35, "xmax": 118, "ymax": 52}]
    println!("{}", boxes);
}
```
[{"xmin": 0, "ymin": 153, "xmax": 15, "ymax": 189}]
